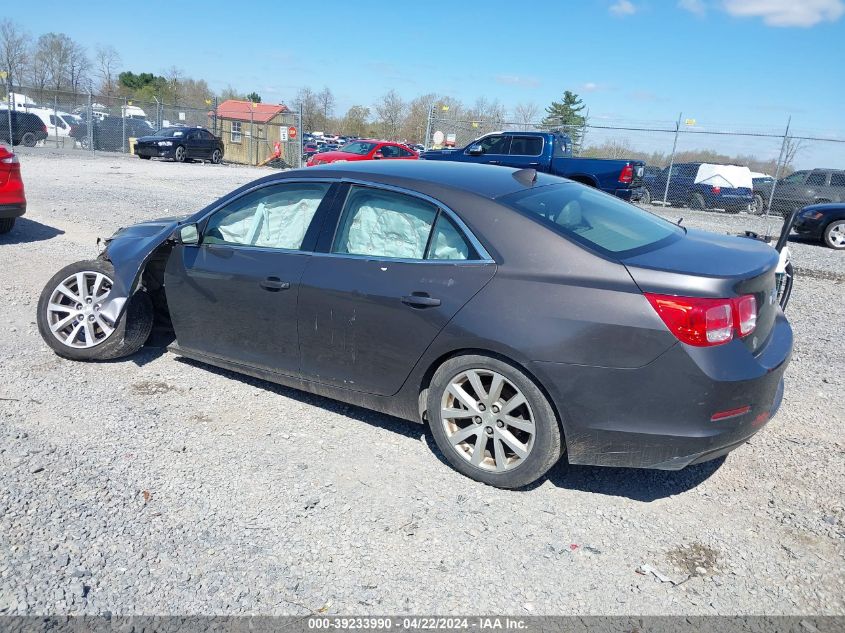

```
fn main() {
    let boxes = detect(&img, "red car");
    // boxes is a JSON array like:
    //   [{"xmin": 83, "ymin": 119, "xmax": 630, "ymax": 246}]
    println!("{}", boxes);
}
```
[
  {"xmin": 0, "ymin": 143, "xmax": 26, "ymax": 234},
  {"xmin": 307, "ymin": 139, "xmax": 418, "ymax": 167}
]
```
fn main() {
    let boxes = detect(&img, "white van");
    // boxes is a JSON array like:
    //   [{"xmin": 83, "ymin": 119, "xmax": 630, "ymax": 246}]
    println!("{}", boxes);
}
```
[{"xmin": 26, "ymin": 108, "xmax": 79, "ymax": 139}]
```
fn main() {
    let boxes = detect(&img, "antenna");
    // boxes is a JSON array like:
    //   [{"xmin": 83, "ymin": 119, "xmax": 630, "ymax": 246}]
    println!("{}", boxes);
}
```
[{"xmin": 512, "ymin": 168, "xmax": 538, "ymax": 186}]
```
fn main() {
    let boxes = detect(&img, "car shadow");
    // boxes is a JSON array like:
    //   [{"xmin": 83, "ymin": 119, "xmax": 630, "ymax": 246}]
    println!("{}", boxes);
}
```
[{"xmin": 0, "ymin": 217, "xmax": 64, "ymax": 244}]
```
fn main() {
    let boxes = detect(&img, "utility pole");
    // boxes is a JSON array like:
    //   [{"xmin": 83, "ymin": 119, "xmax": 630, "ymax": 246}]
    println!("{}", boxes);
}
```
[
  {"xmin": 5, "ymin": 73, "xmax": 13, "ymax": 147},
  {"xmin": 766, "ymin": 116, "xmax": 791, "ymax": 216},
  {"xmin": 662, "ymin": 112, "xmax": 683, "ymax": 207},
  {"xmin": 424, "ymin": 103, "xmax": 434, "ymax": 150}
]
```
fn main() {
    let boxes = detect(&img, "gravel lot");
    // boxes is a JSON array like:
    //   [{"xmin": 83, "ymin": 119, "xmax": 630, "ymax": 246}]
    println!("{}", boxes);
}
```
[{"xmin": 1, "ymin": 148, "xmax": 843, "ymax": 616}]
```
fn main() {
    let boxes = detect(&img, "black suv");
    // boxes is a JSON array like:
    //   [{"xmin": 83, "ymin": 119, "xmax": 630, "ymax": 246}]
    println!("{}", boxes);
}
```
[
  {"xmin": 756, "ymin": 168, "xmax": 845, "ymax": 215},
  {"xmin": 0, "ymin": 111, "xmax": 48, "ymax": 146}
]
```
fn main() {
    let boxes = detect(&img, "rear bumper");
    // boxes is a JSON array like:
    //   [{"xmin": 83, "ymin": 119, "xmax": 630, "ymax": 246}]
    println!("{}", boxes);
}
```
[
  {"xmin": 530, "ymin": 310, "xmax": 792, "ymax": 470},
  {"xmin": 611, "ymin": 188, "xmax": 635, "ymax": 201},
  {"xmin": 0, "ymin": 203, "xmax": 26, "ymax": 219}
]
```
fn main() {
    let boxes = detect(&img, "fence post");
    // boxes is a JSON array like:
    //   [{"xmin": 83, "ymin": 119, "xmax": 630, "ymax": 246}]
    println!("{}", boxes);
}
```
[
  {"xmin": 87, "ymin": 92, "xmax": 94, "ymax": 153},
  {"xmin": 662, "ymin": 112, "xmax": 682, "ymax": 206},
  {"xmin": 122, "ymin": 97, "xmax": 127, "ymax": 153},
  {"xmin": 766, "ymin": 116, "xmax": 791, "ymax": 217},
  {"xmin": 579, "ymin": 109, "xmax": 589, "ymax": 156},
  {"xmin": 213, "ymin": 96, "xmax": 218, "ymax": 136},
  {"xmin": 249, "ymin": 106, "xmax": 255, "ymax": 166},
  {"xmin": 424, "ymin": 103, "xmax": 435, "ymax": 150},
  {"xmin": 298, "ymin": 102, "xmax": 304, "ymax": 169},
  {"xmin": 6, "ymin": 76, "xmax": 13, "ymax": 147},
  {"xmin": 54, "ymin": 95, "xmax": 59, "ymax": 148}
]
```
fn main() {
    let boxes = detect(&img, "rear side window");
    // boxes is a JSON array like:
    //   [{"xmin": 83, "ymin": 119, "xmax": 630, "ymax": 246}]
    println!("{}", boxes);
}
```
[
  {"xmin": 509, "ymin": 136, "xmax": 543, "ymax": 156},
  {"xmin": 806, "ymin": 172, "xmax": 828, "ymax": 186},
  {"xmin": 830, "ymin": 173, "xmax": 845, "ymax": 187},
  {"xmin": 499, "ymin": 184, "xmax": 682, "ymax": 257}
]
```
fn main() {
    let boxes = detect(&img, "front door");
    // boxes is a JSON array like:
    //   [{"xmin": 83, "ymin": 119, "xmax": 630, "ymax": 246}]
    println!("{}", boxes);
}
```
[
  {"xmin": 164, "ymin": 181, "xmax": 335, "ymax": 374},
  {"xmin": 298, "ymin": 184, "xmax": 496, "ymax": 395},
  {"xmin": 462, "ymin": 134, "xmax": 512, "ymax": 166}
]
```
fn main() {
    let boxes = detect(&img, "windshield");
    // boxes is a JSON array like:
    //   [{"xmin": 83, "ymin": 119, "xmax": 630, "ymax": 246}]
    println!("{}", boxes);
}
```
[
  {"xmin": 499, "ymin": 184, "xmax": 682, "ymax": 257},
  {"xmin": 339, "ymin": 141, "xmax": 376, "ymax": 155},
  {"xmin": 155, "ymin": 128, "xmax": 188, "ymax": 137}
]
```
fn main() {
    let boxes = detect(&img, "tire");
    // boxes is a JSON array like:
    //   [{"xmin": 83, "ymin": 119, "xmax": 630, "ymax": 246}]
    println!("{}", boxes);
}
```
[
  {"xmin": 0, "ymin": 217, "xmax": 15, "ymax": 234},
  {"xmin": 174, "ymin": 145, "xmax": 187, "ymax": 163},
  {"xmin": 80, "ymin": 137, "xmax": 91, "ymax": 150},
  {"xmin": 211, "ymin": 148, "xmax": 222, "ymax": 164},
  {"xmin": 21, "ymin": 132, "xmax": 37, "ymax": 147},
  {"xmin": 639, "ymin": 188, "xmax": 652, "ymax": 205},
  {"xmin": 138, "ymin": 154, "xmax": 151, "ymax": 160},
  {"xmin": 37, "ymin": 259, "xmax": 154, "ymax": 361},
  {"xmin": 690, "ymin": 193, "xmax": 706, "ymax": 210},
  {"xmin": 823, "ymin": 219, "xmax": 845, "ymax": 250},
  {"xmin": 427, "ymin": 354, "xmax": 563, "ymax": 489},
  {"xmin": 752, "ymin": 194, "xmax": 765, "ymax": 215}
]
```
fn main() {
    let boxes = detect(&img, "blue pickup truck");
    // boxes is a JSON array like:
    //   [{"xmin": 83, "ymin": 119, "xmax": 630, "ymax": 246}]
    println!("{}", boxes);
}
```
[{"xmin": 421, "ymin": 131, "xmax": 645, "ymax": 200}]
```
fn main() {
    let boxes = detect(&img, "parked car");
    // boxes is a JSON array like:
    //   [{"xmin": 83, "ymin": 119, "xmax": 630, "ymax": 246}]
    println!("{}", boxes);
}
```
[
  {"xmin": 134, "ymin": 127, "xmax": 224, "ymax": 163},
  {"xmin": 754, "ymin": 169, "xmax": 845, "ymax": 216},
  {"xmin": 639, "ymin": 162, "xmax": 753, "ymax": 212},
  {"xmin": 26, "ymin": 108, "xmax": 78, "ymax": 139},
  {"xmin": 0, "ymin": 143, "xmax": 26, "ymax": 234},
  {"xmin": 307, "ymin": 139, "xmax": 418, "ymax": 166},
  {"xmin": 302, "ymin": 142, "xmax": 319, "ymax": 160},
  {"xmin": 35, "ymin": 161, "xmax": 792, "ymax": 488},
  {"xmin": 421, "ymin": 131, "xmax": 645, "ymax": 201},
  {"xmin": 70, "ymin": 116, "xmax": 156, "ymax": 151},
  {"xmin": 791, "ymin": 202, "xmax": 845, "ymax": 249},
  {"xmin": 0, "ymin": 110, "xmax": 48, "ymax": 146}
]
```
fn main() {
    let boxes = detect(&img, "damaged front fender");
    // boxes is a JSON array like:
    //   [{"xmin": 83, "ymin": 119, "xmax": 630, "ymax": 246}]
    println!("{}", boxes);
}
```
[{"xmin": 98, "ymin": 216, "xmax": 186, "ymax": 323}]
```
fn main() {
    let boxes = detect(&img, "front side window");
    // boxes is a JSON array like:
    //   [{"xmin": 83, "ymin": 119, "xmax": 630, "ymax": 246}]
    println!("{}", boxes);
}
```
[
  {"xmin": 231, "ymin": 121, "xmax": 242, "ymax": 143},
  {"xmin": 379, "ymin": 145, "xmax": 402, "ymax": 158},
  {"xmin": 509, "ymin": 136, "xmax": 543, "ymax": 156},
  {"xmin": 782, "ymin": 171, "xmax": 807, "ymax": 184},
  {"xmin": 806, "ymin": 172, "xmax": 828, "ymax": 186},
  {"xmin": 499, "ymin": 184, "xmax": 682, "ymax": 257},
  {"xmin": 471, "ymin": 135, "xmax": 510, "ymax": 155},
  {"xmin": 204, "ymin": 183, "xmax": 330, "ymax": 250}
]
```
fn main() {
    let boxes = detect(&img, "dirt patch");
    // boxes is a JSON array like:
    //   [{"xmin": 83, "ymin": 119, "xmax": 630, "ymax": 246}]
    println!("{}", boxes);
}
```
[
  {"xmin": 668, "ymin": 542, "xmax": 720, "ymax": 576},
  {"xmin": 132, "ymin": 380, "xmax": 174, "ymax": 396}
]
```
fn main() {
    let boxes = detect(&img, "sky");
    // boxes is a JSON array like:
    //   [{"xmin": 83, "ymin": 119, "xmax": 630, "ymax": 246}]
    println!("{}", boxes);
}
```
[{"xmin": 5, "ymin": 0, "xmax": 845, "ymax": 166}]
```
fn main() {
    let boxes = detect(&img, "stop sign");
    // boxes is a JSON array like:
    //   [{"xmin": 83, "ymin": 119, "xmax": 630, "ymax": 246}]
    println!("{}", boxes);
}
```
[{"xmin": 288, "ymin": 126, "xmax": 297, "ymax": 140}]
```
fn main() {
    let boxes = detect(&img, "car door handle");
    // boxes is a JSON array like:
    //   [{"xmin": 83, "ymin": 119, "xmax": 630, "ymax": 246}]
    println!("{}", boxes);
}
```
[
  {"xmin": 402, "ymin": 293, "xmax": 441, "ymax": 308},
  {"xmin": 260, "ymin": 277, "xmax": 290, "ymax": 291}
]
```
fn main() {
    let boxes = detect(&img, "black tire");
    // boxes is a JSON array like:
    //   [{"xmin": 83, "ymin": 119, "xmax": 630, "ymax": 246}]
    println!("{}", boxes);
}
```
[
  {"xmin": 21, "ymin": 132, "xmax": 37, "ymax": 147},
  {"xmin": 211, "ymin": 148, "xmax": 222, "ymax": 164},
  {"xmin": 174, "ymin": 145, "xmax": 187, "ymax": 163},
  {"xmin": 427, "ymin": 354, "xmax": 563, "ymax": 489},
  {"xmin": 823, "ymin": 219, "xmax": 845, "ymax": 250},
  {"xmin": 752, "ymin": 194, "xmax": 765, "ymax": 215},
  {"xmin": 640, "ymin": 188, "xmax": 652, "ymax": 205},
  {"xmin": 0, "ymin": 218, "xmax": 15, "ymax": 234},
  {"xmin": 37, "ymin": 259, "xmax": 154, "ymax": 361},
  {"xmin": 138, "ymin": 154, "xmax": 151, "ymax": 160},
  {"xmin": 690, "ymin": 193, "xmax": 706, "ymax": 210}
]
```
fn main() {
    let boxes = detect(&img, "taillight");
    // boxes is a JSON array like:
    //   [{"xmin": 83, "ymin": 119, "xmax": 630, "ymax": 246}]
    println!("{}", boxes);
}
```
[
  {"xmin": 0, "ymin": 154, "xmax": 19, "ymax": 164},
  {"xmin": 645, "ymin": 293, "xmax": 757, "ymax": 347},
  {"xmin": 41, "ymin": 122, "xmax": 47, "ymax": 133},
  {"xmin": 618, "ymin": 164, "xmax": 633, "ymax": 183},
  {"xmin": 711, "ymin": 186, "xmax": 721, "ymax": 194}
]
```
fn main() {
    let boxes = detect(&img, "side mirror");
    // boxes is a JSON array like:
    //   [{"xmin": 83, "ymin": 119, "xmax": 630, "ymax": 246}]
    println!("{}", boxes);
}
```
[
  {"xmin": 373, "ymin": 151, "xmax": 384, "ymax": 160},
  {"xmin": 175, "ymin": 223, "xmax": 199, "ymax": 245},
  {"xmin": 468, "ymin": 144, "xmax": 483, "ymax": 156}
]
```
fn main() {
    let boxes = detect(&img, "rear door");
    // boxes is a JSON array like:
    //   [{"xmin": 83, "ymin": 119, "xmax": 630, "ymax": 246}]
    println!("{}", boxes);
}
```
[
  {"xmin": 297, "ymin": 183, "xmax": 496, "ymax": 395},
  {"xmin": 502, "ymin": 135, "xmax": 544, "ymax": 168},
  {"xmin": 164, "ymin": 180, "xmax": 337, "ymax": 374}
]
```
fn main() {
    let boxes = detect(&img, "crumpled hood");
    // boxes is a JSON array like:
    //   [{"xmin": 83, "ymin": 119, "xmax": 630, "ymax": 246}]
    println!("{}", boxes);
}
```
[{"xmin": 108, "ymin": 215, "xmax": 190, "ymax": 241}]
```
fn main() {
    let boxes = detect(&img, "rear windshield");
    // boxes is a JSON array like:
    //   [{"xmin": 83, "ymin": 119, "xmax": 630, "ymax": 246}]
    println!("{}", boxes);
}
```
[{"xmin": 498, "ymin": 184, "xmax": 682, "ymax": 257}]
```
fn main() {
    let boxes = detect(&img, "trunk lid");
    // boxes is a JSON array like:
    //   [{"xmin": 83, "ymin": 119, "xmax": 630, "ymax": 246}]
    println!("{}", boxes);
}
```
[{"xmin": 623, "ymin": 228, "xmax": 780, "ymax": 354}]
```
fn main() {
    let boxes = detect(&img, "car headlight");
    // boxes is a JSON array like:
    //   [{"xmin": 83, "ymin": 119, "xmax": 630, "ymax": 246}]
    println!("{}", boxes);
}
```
[
  {"xmin": 158, "ymin": 141, "xmax": 173, "ymax": 147},
  {"xmin": 801, "ymin": 209, "xmax": 824, "ymax": 220}
]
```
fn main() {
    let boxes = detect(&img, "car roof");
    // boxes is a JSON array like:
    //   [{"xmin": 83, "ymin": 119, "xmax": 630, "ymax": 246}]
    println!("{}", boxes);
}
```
[{"xmin": 299, "ymin": 160, "xmax": 562, "ymax": 200}]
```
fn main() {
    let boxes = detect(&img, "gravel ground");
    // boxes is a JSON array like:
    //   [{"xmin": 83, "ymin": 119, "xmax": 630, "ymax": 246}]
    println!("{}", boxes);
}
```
[{"xmin": 1, "ymin": 148, "xmax": 843, "ymax": 616}]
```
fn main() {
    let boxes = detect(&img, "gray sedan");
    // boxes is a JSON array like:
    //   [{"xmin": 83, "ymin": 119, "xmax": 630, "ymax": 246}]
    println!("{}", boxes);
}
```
[{"xmin": 36, "ymin": 161, "xmax": 793, "ymax": 489}]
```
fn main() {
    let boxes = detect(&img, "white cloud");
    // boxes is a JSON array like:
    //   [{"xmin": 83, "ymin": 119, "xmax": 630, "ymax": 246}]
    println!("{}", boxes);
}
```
[
  {"xmin": 581, "ymin": 82, "xmax": 601, "ymax": 92},
  {"xmin": 609, "ymin": 0, "xmax": 637, "ymax": 16},
  {"xmin": 495, "ymin": 75, "xmax": 540, "ymax": 88},
  {"xmin": 678, "ymin": 0, "xmax": 707, "ymax": 16},
  {"xmin": 722, "ymin": 0, "xmax": 844, "ymax": 27}
]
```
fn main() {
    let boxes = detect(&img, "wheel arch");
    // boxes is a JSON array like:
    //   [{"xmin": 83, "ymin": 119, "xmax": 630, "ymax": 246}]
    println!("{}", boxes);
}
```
[{"xmin": 566, "ymin": 174, "xmax": 599, "ymax": 188}]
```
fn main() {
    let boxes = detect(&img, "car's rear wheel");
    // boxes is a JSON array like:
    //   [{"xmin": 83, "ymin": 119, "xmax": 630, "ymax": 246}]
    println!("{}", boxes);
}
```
[
  {"xmin": 690, "ymin": 193, "xmax": 706, "ymax": 210},
  {"xmin": 752, "ymin": 194, "xmax": 765, "ymax": 215},
  {"xmin": 0, "ymin": 218, "xmax": 15, "ymax": 234},
  {"xmin": 211, "ymin": 149, "xmax": 222, "ymax": 164},
  {"xmin": 427, "ymin": 354, "xmax": 563, "ymax": 489},
  {"xmin": 139, "ymin": 154, "xmax": 151, "ymax": 160},
  {"xmin": 639, "ymin": 188, "xmax": 652, "ymax": 205},
  {"xmin": 37, "ymin": 259, "xmax": 154, "ymax": 361},
  {"xmin": 824, "ymin": 220, "xmax": 845, "ymax": 250},
  {"xmin": 21, "ymin": 132, "xmax": 37, "ymax": 147},
  {"xmin": 174, "ymin": 145, "xmax": 187, "ymax": 163}
]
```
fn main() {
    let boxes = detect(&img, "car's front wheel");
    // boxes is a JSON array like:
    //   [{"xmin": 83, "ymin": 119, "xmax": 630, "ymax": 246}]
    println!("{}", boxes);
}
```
[
  {"xmin": 0, "ymin": 218, "xmax": 15, "ymax": 234},
  {"xmin": 21, "ymin": 132, "xmax": 37, "ymax": 147},
  {"xmin": 174, "ymin": 145, "xmax": 187, "ymax": 163},
  {"xmin": 752, "ymin": 193, "xmax": 765, "ymax": 215},
  {"xmin": 139, "ymin": 154, "xmax": 151, "ymax": 160},
  {"xmin": 824, "ymin": 220, "xmax": 845, "ymax": 250},
  {"xmin": 427, "ymin": 354, "xmax": 563, "ymax": 489},
  {"xmin": 690, "ymin": 193, "xmax": 706, "ymax": 210},
  {"xmin": 211, "ymin": 148, "xmax": 222, "ymax": 164},
  {"xmin": 37, "ymin": 259, "xmax": 154, "ymax": 361}
]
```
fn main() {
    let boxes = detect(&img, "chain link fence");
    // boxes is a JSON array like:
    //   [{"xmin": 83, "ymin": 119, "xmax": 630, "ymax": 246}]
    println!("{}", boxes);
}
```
[
  {"xmin": 426, "ymin": 109, "xmax": 845, "ymax": 216},
  {"xmin": 1, "ymin": 83, "xmax": 303, "ymax": 168}
]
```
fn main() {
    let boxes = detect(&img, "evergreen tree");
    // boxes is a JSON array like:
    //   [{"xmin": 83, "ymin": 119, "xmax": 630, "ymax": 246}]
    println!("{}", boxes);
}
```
[{"xmin": 542, "ymin": 91, "xmax": 587, "ymax": 147}]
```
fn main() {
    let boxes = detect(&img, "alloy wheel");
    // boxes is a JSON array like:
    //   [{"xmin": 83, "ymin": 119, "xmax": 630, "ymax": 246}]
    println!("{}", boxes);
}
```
[
  {"xmin": 46, "ymin": 271, "xmax": 116, "ymax": 348},
  {"xmin": 828, "ymin": 223, "xmax": 845, "ymax": 248},
  {"xmin": 175, "ymin": 146, "xmax": 185, "ymax": 161},
  {"xmin": 440, "ymin": 369, "xmax": 535, "ymax": 472}
]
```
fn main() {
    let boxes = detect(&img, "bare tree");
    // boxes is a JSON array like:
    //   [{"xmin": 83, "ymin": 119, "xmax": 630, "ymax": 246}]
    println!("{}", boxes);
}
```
[
  {"xmin": 374, "ymin": 89, "xmax": 406, "ymax": 140},
  {"xmin": 514, "ymin": 102, "xmax": 539, "ymax": 129},
  {"xmin": 782, "ymin": 136, "xmax": 807, "ymax": 171},
  {"xmin": 35, "ymin": 33, "xmax": 74, "ymax": 93},
  {"xmin": 164, "ymin": 66, "xmax": 183, "ymax": 104},
  {"xmin": 67, "ymin": 41, "xmax": 90, "ymax": 95},
  {"xmin": 317, "ymin": 86, "xmax": 335, "ymax": 128},
  {"xmin": 294, "ymin": 87, "xmax": 319, "ymax": 132},
  {"xmin": 95, "ymin": 45, "xmax": 121, "ymax": 96},
  {"xmin": 0, "ymin": 19, "xmax": 31, "ymax": 89}
]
